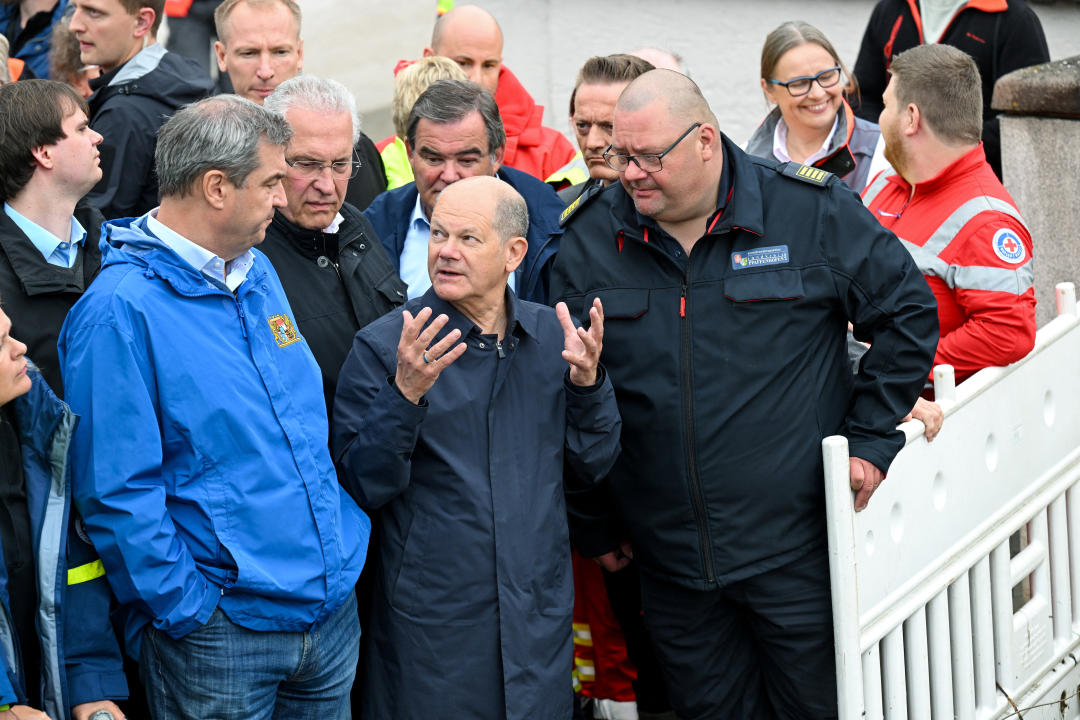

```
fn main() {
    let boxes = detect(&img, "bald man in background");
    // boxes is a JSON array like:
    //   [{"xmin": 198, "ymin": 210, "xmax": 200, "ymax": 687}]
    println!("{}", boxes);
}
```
[{"xmin": 423, "ymin": 4, "xmax": 575, "ymax": 182}]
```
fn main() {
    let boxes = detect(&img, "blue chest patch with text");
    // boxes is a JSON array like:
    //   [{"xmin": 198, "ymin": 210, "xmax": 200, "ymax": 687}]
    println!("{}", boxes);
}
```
[{"xmin": 731, "ymin": 245, "xmax": 790, "ymax": 269}]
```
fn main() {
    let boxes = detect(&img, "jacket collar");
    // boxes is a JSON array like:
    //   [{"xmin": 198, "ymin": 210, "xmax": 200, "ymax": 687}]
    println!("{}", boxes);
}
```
[
  {"xmin": 747, "ymin": 99, "xmax": 858, "ymax": 179},
  {"xmin": 888, "ymin": 142, "xmax": 987, "ymax": 199},
  {"xmin": 906, "ymin": 0, "xmax": 1008, "ymax": 42},
  {"xmin": 101, "ymin": 214, "xmax": 267, "ymax": 297},
  {"xmin": 0, "ymin": 208, "xmax": 98, "ymax": 296},
  {"xmin": 606, "ymin": 134, "xmax": 765, "ymax": 245},
  {"xmin": 416, "ymin": 284, "xmax": 539, "ymax": 343}
]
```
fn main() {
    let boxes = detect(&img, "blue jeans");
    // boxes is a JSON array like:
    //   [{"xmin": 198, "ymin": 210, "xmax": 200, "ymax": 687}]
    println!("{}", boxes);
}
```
[{"xmin": 140, "ymin": 591, "xmax": 359, "ymax": 720}]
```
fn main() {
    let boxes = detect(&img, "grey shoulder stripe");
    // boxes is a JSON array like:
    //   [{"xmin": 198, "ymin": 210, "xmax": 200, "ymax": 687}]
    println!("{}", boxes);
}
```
[
  {"xmin": 923, "ymin": 196, "xmax": 1026, "ymax": 257},
  {"xmin": 861, "ymin": 169, "xmax": 897, "ymax": 207}
]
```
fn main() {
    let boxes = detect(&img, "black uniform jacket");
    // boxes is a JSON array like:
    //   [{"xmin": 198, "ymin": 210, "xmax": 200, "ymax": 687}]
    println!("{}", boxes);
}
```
[
  {"xmin": 550, "ymin": 136, "xmax": 939, "ymax": 588},
  {"xmin": 259, "ymin": 202, "xmax": 406, "ymax": 414}
]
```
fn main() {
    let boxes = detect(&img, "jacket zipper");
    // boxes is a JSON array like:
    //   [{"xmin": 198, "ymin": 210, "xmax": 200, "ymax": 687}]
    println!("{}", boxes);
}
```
[
  {"xmin": 680, "ymin": 275, "xmax": 715, "ymax": 583},
  {"xmin": 234, "ymin": 297, "xmax": 248, "ymax": 339}
]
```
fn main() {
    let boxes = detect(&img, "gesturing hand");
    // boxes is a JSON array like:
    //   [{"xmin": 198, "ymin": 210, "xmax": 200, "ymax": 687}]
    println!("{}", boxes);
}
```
[
  {"xmin": 556, "ymin": 298, "xmax": 604, "ymax": 387},
  {"xmin": 394, "ymin": 307, "xmax": 467, "ymax": 404}
]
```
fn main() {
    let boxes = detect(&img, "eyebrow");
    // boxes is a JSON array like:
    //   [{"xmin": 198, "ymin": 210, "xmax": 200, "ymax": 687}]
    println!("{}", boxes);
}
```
[{"xmin": 418, "ymin": 146, "xmax": 485, "ymax": 158}]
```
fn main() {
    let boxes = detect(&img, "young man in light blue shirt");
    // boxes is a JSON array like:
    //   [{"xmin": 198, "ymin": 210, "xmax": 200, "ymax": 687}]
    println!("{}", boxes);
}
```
[{"xmin": 0, "ymin": 79, "xmax": 104, "ymax": 396}]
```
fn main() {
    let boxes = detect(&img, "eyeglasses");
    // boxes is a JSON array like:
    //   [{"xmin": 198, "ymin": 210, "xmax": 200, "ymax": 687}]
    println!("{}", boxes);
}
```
[
  {"xmin": 602, "ymin": 122, "xmax": 702, "ymax": 173},
  {"xmin": 768, "ymin": 66, "xmax": 843, "ymax": 97},
  {"xmin": 285, "ymin": 154, "xmax": 362, "ymax": 179}
]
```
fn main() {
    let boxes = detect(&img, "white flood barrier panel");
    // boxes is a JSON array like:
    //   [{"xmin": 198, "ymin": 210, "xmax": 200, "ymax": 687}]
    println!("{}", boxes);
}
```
[{"xmin": 826, "ymin": 282, "xmax": 1080, "ymax": 720}]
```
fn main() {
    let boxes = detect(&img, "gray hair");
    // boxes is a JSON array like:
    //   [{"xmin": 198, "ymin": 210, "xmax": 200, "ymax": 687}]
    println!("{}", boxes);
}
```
[
  {"xmin": 405, "ymin": 79, "xmax": 506, "ymax": 161},
  {"xmin": 265, "ymin": 75, "xmax": 361, "ymax": 145},
  {"xmin": 493, "ymin": 191, "xmax": 528, "ymax": 245},
  {"xmin": 156, "ymin": 95, "xmax": 292, "ymax": 198}
]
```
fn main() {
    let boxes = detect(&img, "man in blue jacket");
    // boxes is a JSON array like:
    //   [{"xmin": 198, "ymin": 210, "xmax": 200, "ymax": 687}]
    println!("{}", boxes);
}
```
[
  {"xmin": 59, "ymin": 95, "xmax": 370, "ymax": 720},
  {"xmin": 363, "ymin": 78, "xmax": 564, "ymax": 304},
  {"xmin": 334, "ymin": 175, "xmax": 621, "ymax": 719}
]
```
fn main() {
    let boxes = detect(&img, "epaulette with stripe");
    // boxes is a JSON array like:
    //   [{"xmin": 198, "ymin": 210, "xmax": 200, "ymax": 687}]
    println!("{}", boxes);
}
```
[
  {"xmin": 559, "ymin": 181, "xmax": 604, "ymax": 227},
  {"xmin": 780, "ymin": 162, "xmax": 834, "ymax": 187}
]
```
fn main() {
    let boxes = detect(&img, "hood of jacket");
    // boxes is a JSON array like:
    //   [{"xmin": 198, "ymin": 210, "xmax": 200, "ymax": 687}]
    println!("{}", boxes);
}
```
[
  {"xmin": 88, "ymin": 47, "xmax": 213, "ymax": 117},
  {"xmin": 99, "ymin": 214, "xmax": 266, "ymax": 297},
  {"xmin": 493, "ymin": 65, "xmax": 549, "ymax": 149}
]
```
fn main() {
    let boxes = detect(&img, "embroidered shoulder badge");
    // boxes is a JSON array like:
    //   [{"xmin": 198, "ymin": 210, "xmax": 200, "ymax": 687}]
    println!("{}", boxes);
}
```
[
  {"xmin": 781, "ymin": 162, "xmax": 832, "ymax": 187},
  {"xmin": 991, "ymin": 228, "xmax": 1026, "ymax": 264},
  {"xmin": 268, "ymin": 314, "xmax": 301, "ymax": 347}
]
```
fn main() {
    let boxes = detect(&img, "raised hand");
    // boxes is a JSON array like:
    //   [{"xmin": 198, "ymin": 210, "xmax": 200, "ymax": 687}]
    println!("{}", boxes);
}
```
[
  {"xmin": 394, "ymin": 307, "xmax": 467, "ymax": 404},
  {"xmin": 556, "ymin": 298, "xmax": 604, "ymax": 387}
]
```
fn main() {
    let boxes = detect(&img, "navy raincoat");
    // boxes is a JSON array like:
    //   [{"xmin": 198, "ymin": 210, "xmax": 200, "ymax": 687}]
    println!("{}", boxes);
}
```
[{"xmin": 333, "ymin": 288, "xmax": 621, "ymax": 720}]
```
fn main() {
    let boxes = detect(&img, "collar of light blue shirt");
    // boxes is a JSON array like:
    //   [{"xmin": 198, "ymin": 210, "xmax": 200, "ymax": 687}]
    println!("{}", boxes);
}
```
[
  {"xmin": 146, "ymin": 209, "xmax": 254, "ymax": 292},
  {"xmin": 410, "ymin": 193, "xmax": 430, "ymax": 232},
  {"xmin": 3, "ymin": 202, "xmax": 86, "ymax": 269}
]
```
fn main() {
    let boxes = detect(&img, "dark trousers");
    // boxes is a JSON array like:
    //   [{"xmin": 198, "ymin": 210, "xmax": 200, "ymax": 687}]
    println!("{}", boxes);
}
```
[{"xmin": 640, "ymin": 547, "xmax": 837, "ymax": 720}]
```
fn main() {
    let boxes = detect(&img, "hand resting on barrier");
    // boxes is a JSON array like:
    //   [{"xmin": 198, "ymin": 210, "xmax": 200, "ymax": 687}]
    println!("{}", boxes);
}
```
[
  {"xmin": 850, "ymin": 457, "xmax": 885, "ymax": 512},
  {"xmin": 903, "ymin": 397, "xmax": 944, "ymax": 442}
]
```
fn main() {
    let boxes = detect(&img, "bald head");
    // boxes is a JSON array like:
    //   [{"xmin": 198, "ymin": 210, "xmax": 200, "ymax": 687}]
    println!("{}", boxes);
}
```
[
  {"xmin": 424, "ymin": 5, "xmax": 503, "ymax": 94},
  {"xmin": 617, "ymin": 69, "xmax": 716, "ymax": 126},
  {"xmin": 437, "ymin": 175, "xmax": 528, "ymax": 245}
]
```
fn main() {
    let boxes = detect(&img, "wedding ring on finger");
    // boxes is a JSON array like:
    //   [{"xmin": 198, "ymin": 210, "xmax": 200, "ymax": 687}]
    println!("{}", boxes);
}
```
[{"xmin": 423, "ymin": 351, "xmax": 430, "ymax": 364}]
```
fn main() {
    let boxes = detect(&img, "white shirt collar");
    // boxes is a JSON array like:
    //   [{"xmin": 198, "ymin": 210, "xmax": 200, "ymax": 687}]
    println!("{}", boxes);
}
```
[{"xmin": 146, "ymin": 209, "xmax": 254, "ymax": 292}]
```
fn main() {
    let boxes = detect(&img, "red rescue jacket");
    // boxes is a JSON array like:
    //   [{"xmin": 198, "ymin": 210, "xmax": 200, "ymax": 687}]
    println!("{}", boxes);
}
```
[{"xmin": 862, "ymin": 144, "xmax": 1036, "ymax": 382}]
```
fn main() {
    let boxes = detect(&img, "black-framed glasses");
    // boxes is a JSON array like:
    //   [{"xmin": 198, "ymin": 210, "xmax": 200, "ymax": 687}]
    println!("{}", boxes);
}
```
[
  {"xmin": 285, "ymin": 153, "xmax": 362, "ymax": 179},
  {"xmin": 602, "ymin": 122, "xmax": 702, "ymax": 173},
  {"xmin": 768, "ymin": 65, "xmax": 843, "ymax": 97}
]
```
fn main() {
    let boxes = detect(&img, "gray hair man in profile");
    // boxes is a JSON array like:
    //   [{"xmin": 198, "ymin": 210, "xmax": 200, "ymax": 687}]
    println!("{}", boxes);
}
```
[{"xmin": 60, "ymin": 95, "xmax": 371, "ymax": 720}]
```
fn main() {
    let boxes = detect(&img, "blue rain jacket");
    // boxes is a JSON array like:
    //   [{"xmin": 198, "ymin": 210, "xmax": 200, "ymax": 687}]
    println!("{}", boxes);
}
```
[
  {"xmin": 58, "ymin": 216, "xmax": 370, "ymax": 657},
  {"xmin": 0, "ymin": 364, "xmax": 127, "ymax": 718},
  {"xmin": 333, "ymin": 288, "xmax": 621, "ymax": 720}
]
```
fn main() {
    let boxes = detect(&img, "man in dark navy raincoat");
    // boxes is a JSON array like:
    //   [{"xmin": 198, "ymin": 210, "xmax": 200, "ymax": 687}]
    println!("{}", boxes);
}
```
[{"xmin": 333, "ymin": 175, "xmax": 622, "ymax": 720}]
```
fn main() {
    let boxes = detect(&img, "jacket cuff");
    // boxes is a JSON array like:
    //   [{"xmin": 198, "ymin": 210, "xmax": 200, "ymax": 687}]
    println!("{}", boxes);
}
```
[
  {"xmin": 67, "ymin": 669, "xmax": 130, "ymax": 707},
  {"xmin": 564, "ymin": 364, "xmax": 608, "ymax": 395},
  {"xmin": 162, "ymin": 582, "xmax": 220, "ymax": 640}
]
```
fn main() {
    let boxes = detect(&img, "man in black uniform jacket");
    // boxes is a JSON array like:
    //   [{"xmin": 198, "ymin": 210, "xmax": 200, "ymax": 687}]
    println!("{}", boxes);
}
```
[{"xmin": 550, "ymin": 69, "xmax": 939, "ymax": 720}]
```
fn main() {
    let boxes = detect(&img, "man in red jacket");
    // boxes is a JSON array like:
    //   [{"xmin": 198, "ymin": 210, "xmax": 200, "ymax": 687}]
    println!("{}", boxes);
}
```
[
  {"xmin": 863, "ymin": 43, "xmax": 1035, "ymax": 383},
  {"xmin": 423, "ymin": 4, "xmax": 575, "ymax": 181}
]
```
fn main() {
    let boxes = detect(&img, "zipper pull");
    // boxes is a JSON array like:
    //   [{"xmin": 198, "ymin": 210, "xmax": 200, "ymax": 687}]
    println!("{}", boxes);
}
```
[
  {"xmin": 236, "ymin": 300, "xmax": 248, "ymax": 339},
  {"xmin": 680, "ymin": 283, "xmax": 687, "ymax": 318},
  {"xmin": 496, "ymin": 339, "xmax": 506, "ymax": 358}
]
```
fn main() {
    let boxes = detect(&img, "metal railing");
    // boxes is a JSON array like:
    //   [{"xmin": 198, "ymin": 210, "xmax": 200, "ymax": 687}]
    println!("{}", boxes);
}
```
[{"xmin": 825, "ymin": 282, "xmax": 1080, "ymax": 720}]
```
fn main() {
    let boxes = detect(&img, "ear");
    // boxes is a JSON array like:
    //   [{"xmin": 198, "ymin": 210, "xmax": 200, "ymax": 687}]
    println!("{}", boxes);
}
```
[
  {"xmin": 504, "ymin": 236, "xmax": 527, "ymax": 274},
  {"xmin": 133, "ymin": 7, "xmax": 155, "ymax": 39},
  {"xmin": 905, "ymin": 103, "xmax": 921, "ymax": 137},
  {"xmin": 491, "ymin": 145, "xmax": 505, "ymax": 173},
  {"xmin": 214, "ymin": 41, "xmax": 228, "ymax": 72},
  {"xmin": 422, "ymin": 47, "xmax": 435, "ymax": 58},
  {"xmin": 29, "ymin": 144, "xmax": 53, "ymax": 170},
  {"xmin": 698, "ymin": 123, "xmax": 718, "ymax": 162},
  {"xmin": 760, "ymin": 77, "xmax": 777, "ymax": 105},
  {"xmin": 202, "ymin": 170, "xmax": 229, "ymax": 210},
  {"xmin": 296, "ymin": 38, "xmax": 304, "ymax": 70}
]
